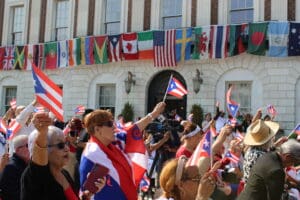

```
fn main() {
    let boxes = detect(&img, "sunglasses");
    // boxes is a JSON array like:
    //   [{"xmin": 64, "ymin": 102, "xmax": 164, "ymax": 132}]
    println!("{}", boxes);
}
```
[
  {"xmin": 98, "ymin": 120, "xmax": 114, "ymax": 128},
  {"xmin": 48, "ymin": 141, "xmax": 69, "ymax": 150},
  {"xmin": 18, "ymin": 144, "xmax": 28, "ymax": 148}
]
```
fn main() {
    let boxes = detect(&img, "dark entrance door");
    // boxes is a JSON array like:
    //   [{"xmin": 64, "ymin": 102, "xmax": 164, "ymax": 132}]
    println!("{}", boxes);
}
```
[{"xmin": 147, "ymin": 70, "xmax": 187, "ymax": 119}]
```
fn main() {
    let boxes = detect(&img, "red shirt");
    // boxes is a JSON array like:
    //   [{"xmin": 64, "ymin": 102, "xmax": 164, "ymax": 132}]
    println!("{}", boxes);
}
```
[{"xmin": 176, "ymin": 145, "xmax": 192, "ymax": 158}]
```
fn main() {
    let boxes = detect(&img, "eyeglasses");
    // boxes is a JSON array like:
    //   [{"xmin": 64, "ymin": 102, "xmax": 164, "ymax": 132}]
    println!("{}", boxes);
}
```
[
  {"xmin": 98, "ymin": 121, "xmax": 114, "ymax": 128},
  {"xmin": 48, "ymin": 141, "xmax": 69, "ymax": 150},
  {"xmin": 18, "ymin": 144, "xmax": 28, "ymax": 148}
]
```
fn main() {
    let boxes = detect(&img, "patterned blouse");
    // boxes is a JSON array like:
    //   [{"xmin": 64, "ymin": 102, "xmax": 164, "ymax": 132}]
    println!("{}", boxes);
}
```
[{"xmin": 242, "ymin": 146, "xmax": 267, "ymax": 183}]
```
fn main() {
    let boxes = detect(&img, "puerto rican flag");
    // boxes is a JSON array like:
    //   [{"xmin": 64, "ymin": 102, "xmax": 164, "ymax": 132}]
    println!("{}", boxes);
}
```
[
  {"xmin": 31, "ymin": 63, "xmax": 64, "ymax": 122},
  {"xmin": 0, "ymin": 118, "xmax": 7, "ymax": 134},
  {"xmin": 226, "ymin": 85, "xmax": 239, "ymax": 118},
  {"xmin": 34, "ymin": 106, "xmax": 45, "ymax": 113},
  {"xmin": 233, "ymin": 130, "xmax": 244, "ymax": 142},
  {"xmin": 74, "ymin": 105, "xmax": 85, "ymax": 115},
  {"xmin": 140, "ymin": 175, "xmax": 150, "ymax": 192},
  {"xmin": 108, "ymin": 34, "xmax": 122, "ymax": 62},
  {"xmin": 267, "ymin": 104, "xmax": 277, "ymax": 116},
  {"xmin": 10, "ymin": 98, "xmax": 17, "ymax": 109},
  {"xmin": 6, "ymin": 119, "xmax": 22, "ymax": 140},
  {"xmin": 167, "ymin": 77, "xmax": 188, "ymax": 98},
  {"xmin": 186, "ymin": 129, "xmax": 211, "ymax": 166},
  {"xmin": 224, "ymin": 151, "xmax": 240, "ymax": 164}
]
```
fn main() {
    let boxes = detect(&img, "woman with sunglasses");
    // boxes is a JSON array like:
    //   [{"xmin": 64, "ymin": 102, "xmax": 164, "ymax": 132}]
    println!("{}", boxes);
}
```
[{"xmin": 79, "ymin": 102, "xmax": 166, "ymax": 200}]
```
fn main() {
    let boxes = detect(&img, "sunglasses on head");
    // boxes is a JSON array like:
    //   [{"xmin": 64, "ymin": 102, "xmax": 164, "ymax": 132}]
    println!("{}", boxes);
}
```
[
  {"xmin": 48, "ymin": 141, "xmax": 69, "ymax": 150},
  {"xmin": 98, "ymin": 120, "xmax": 114, "ymax": 128}
]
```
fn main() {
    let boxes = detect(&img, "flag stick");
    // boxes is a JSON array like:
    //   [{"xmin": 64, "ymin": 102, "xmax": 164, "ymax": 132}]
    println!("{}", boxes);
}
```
[
  {"xmin": 287, "ymin": 124, "xmax": 299, "ymax": 139},
  {"xmin": 162, "ymin": 74, "xmax": 173, "ymax": 102}
]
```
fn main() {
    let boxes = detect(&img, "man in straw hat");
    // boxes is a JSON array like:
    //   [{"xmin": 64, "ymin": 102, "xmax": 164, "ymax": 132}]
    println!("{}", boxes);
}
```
[
  {"xmin": 242, "ymin": 119, "xmax": 280, "ymax": 184},
  {"xmin": 238, "ymin": 139, "xmax": 300, "ymax": 200}
]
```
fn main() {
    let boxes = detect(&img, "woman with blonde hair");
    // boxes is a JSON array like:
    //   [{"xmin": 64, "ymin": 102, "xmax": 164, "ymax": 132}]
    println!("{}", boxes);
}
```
[{"xmin": 157, "ymin": 156, "xmax": 216, "ymax": 200}]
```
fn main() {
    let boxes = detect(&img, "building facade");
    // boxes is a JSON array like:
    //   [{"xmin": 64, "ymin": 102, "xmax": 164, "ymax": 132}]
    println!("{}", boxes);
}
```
[{"xmin": 0, "ymin": 0, "xmax": 300, "ymax": 133}]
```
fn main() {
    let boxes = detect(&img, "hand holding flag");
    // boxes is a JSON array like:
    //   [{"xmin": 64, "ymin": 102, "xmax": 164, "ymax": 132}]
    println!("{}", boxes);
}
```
[
  {"xmin": 163, "ymin": 75, "xmax": 187, "ymax": 101},
  {"xmin": 226, "ymin": 85, "xmax": 239, "ymax": 118}
]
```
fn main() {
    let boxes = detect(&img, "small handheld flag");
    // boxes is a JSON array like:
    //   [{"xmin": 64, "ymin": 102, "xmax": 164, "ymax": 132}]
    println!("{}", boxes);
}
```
[
  {"xmin": 163, "ymin": 75, "xmax": 187, "ymax": 101},
  {"xmin": 267, "ymin": 104, "xmax": 277, "ymax": 117},
  {"xmin": 74, "ymin": 105, "xmax": 85, "ymax": 115},
  {"xmin": 287, "ymin": 123, "xmax": 300, "ymax": 139},
  {"xmin": 226, "ymin": 85, "xmax": 239, "ymax": 118}
]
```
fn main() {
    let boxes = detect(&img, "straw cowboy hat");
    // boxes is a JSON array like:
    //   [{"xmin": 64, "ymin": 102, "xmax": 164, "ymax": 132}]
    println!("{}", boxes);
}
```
[{"xmin": 244, "ymin": 119, "xmax": 280, "ymax": 146}]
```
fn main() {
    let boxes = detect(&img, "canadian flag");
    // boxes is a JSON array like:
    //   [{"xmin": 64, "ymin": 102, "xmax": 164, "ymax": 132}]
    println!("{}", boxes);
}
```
[{"xmin": 122, "ymin": 32, "xmax": 138, "ymax": 60}]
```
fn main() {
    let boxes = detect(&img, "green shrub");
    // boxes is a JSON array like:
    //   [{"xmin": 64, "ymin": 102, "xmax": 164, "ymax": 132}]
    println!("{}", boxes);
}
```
[{"xmin": 121, "ymin": 102, "xmax": 134, "ymax": 122}]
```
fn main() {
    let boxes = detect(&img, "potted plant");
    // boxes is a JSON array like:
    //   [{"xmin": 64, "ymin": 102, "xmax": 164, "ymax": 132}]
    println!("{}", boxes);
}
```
[{"xmin": 121, "ymin": 102, "xmax": 134, "ymax": 122}]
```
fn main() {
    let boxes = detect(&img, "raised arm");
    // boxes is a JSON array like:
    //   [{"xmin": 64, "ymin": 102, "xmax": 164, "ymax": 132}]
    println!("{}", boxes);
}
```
[{"xmin": 31, "ymin": 112, "xmax": 52, "ymax": 166}]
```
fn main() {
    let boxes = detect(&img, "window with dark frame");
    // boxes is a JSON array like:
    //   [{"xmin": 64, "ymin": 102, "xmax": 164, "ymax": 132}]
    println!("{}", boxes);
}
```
[
  {"xmin": 55, "ymin": 0, "xmax": 69, "ymax": 41},
  {"xmin": 230, "ymin": 0, "xmax": 253, "ymax": 24},
  {"xmin": 12, "ymin": 6, "xmax": 24, "ymax": 45},
  {"xmin": 162, "ymin": 0, "xmax": 182, "ymax": 30},
  {"xmin": 104, "ymin": 0, "xmax": 121, "ymax": 35},
  {"xmin": 97, "ymin": 85, "xmax": 116, "ymax": 116},
  {"xmin": 3, "ymin": 87, "xmax": 17, "ymax": 114}
]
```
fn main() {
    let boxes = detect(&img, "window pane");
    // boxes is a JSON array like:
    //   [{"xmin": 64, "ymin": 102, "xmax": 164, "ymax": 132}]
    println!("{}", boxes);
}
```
[
  {"xmin": 231, "ymin": 0, "xmax": 238, "ymax": 9},
  {"xmin": 106, "ymin": 22, "xmax": 120, "ymax": 35},
  {"xmin": 56, "ymin": 0, "xmax": 69, "ymax": 28},
  {"xmin": 13, "ymin": 7, "xmax": 24, "ymax": 32},
  {"xmin": 163, "ymin": 16, "xmax": 182, "ymax": 30},
  {"xmin": 246, "ymin": 0, "xmax": 253, "ymax": 7},
  {"xmin": 231, "ymin": 10, "xmax": 253, "ymax": 24},
  {"xmin": 105, "ymin": 0, "xmax": 121, "ymax": 22},
  {"xmin": 13, "ymin": 32, "xmax": 23, "ymax": 45},
  {"xmin": 98, "ymin": 85, "xmax": 116, "ymax": 107},
  {"xmin": 56, "ymin": 27, "xmax": 68, "ymax": 41},
  {"xmin": 226, "ymin": 82, "xmax": 251, "ymax": 114},
  {"xmin": 3, "ymin": 87, "xmax": 17, "ymax": 113},
  {"xmin": 163, "ymin": 0, "xmax": 182, "ymax": 16}
]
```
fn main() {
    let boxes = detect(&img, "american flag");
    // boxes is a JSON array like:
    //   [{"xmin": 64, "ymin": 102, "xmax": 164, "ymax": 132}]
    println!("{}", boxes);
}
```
[
  {"xmin": 153, "ymin": 30, "xmax": 176, "ymax": 67},
  {"xmin": 10, "ymin": 98, "xmax": 17, "ymax": 109},
  {"xmin": 186, "ymin": 129, "xmax": 211, "ymax": 166},
  {"xmin": 267, "ymin": 104, "xmax": 277, "ymax": 116},
  {"xmin": 31, "ymin": 63, "xmax": 64, "ymax": 122},
  {"xmin": 74, "ymin": 105, "xmax": 85, "ymax": 115},
  {"xmin": 167, "ymin": 77, "xmax": 188, "ymax": 98}
]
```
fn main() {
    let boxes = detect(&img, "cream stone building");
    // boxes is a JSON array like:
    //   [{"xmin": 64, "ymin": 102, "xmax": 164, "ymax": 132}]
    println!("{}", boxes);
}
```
[{"xmin": 0, "ymin": 0, "xmax": 300, "ymax": 133}]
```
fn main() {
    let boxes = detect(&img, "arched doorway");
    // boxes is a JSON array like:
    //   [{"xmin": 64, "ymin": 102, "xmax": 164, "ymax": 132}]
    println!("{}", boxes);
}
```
[{"xmin": 147, "ymin": 70, "xmax": 187, "ymax": 119}]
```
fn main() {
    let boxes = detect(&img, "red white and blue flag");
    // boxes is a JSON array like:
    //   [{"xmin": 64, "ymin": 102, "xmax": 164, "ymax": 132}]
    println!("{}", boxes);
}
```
[
  {"xmin": 0, "ymin": 118, "xmax": 7, "ymax": 134},
  {"xmin": 210, "ymin": 25, "xmax": 229, "ymax": 59},
  {"xmin": 10, "ymin": 98, "xmax": 17, "ymax": 109},
  {"xmin": 34, "ymin": 106, "xmax": 45, "ymax": 113},
  {"xmin": 6, "ymin": 119, "xmax": 21, "ymax": 140},
  {"xmin": 294, "ymin": 124, "xmax": 300, "ymax": 135},
  {"xmin": 74, "ymin": 105, "xmax": 85, "ymax": 115},
  {"xmin": 140, "ymin": 175, "xmax": 150, "ymax": 192},
  {"xmin": 267, "ymin": 104, "xmax": 277, "ymax": 116},
  {"xmin": 31, "ymin": 64, "xmax": 64, "ymax": 122},
  {"xmin": 153, "ymin": 30, "xmax": 176, "ymax": 67},
  {"xmin": 224, "ymin": 151, "xmax": 239, "ymax": 164},
  {"xmin": 186, "ymin": 129, "xmax": 211, "ymax": 166},
  {"xmin": 108, "ymin": 34, "xmax": 122, "ymax": 62},
  {"xmin": 233, "ymin": 130, "xmax": 244, "ymax": 142},
  {"xmin": 167, "ymin": 77, "xmax": 188, "ymax": 98},
  {"xmin": 226, "ymin": 85, "xmax": 239, "ymax": 118}
]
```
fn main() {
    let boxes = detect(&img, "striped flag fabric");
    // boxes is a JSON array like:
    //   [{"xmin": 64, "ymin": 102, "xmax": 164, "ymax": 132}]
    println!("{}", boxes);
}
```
[
  {"xmin": 10, "ymin": 98, "xmax": 17, "ymax": 109},
  {"xmin": 68, "ymin": 38, "xmax": 81, "ymax": 67},
  {"xmin": 137, "ymin": 31, "xmax": 154, "ymax": 59},
  {"xmin": 186, "ymin": 129, "xmax": 212, "ymax": 166},
  {"xmin": 26, "ymin": 44, "xmax": 44, "ymax": 70},
  {"xmin": 122, "ymin": 32, "xmax": 138, "ymax": 60},
  {"xmin": 82, "ymin": 37, "xmax": 94, "ymax": 65},
  {"xmin": 224, "ymin": 151, "xmax": 239, "ymax": 164},
  {"xmin": 267, "ymin": 104, "xmax": 277, "ymax": 116},
  {"xmin": 58, "ymin": 40, "xmax": 68, "ymax": 67},
  {"xmin": 140, "ymin": 175, "xmax": 150, "ymax": 192},
  {"xmin": 192, "ymin": 26, "xmax": 211, "ymax": 59},
  {"xmin": 108, "ymin": 34, "xmax": 122, "ymax": 62},
  {"xmin": 175, "ymin": 28, "xmax": 192, "ymax": 62},
  {"xmin": 34, "ymin": 106, "xmax": 45, "ymax": 113},
  {"xmin": 167, "ymin": 77, "xmax": 188, "ymax": 98},
  {"xmin": 74, "ymin": 105, "xmax": 85, "ymax": 115},
  {"xmin": 7, "ymin": 119, "xmax": 22, "ymax": 140},
  {"xmin": 210, "ymin": 25, "xmax": 229, "ymax": 59},
  {"xmin": 226, "ymin": 85, "xmax": 239, "ymax": 118},
  {"xmin": 153, "ymin": 30, "xmax": 176, "ymax": 67},
  {"xmin": 268, "ymin": 21, "xmax": 289, "ymax": 57},
  {"xmin": 31, "ymin": 63, "xmax": 64, "ymax": 122}
]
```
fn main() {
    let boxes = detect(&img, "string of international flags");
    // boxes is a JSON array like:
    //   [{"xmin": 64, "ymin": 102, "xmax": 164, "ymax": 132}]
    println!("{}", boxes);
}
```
[{"xmin": 0, "ymin": 21, "xmax": 299, "ymax": 70}]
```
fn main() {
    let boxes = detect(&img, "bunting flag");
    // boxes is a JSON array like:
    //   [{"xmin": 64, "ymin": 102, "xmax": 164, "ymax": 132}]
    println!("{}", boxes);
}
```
[
  {"xmin": 267, "ymin": 104, "xmax": 277, "ymax": 116},
  {"xmin": 3, "ymin": 46, "xmax": 15, "ymax": 70},
  {"xmin": 192, "ymin": 26, "xmax": 211, "ymax": 59},
  {"xmin": 175, "ymin": 28, "xmax": 192, "ymax": 62},
  {"xmin": 186, "ymin": 130, "xmax": 212, "ymax": 167},
  {"xmin": 288, "ymin": 22, "xmax": 300, "ymax": 56},
  {"xmin": 226, "ymin": 85, "xmax": 239, "ymax": 118},
  {"xmin": 58, "ymin": 40, "xmax": 68, "ymax": 67},
  {"xmin": 108, "ymin": 34, "xmax": 122, "ymax": 62},
  {"xmin": 26, "ymin": 44, "xmax": 44, "ymax": 70},
  {"xmin": 122, "ymin": 32, "xmax": 138, "ymax": 60},
  {"xmin": 167, "ymin": 77, "xmax": 188, "ymax": 98},
  {"xmin": 268, "ymin": 21, "xmax": 289, "ymax": 57},
  {"xmin": 229, "ymin": 24, "xmax": 248, "ymax": 56},
  {"xmin": 83, "ymin": 37, "xmax": 95, "ymax": 65},
  {"xmin": 210, "ymin": 25, "xmax": 229, "ymax": 59},
  {"xmin": 153, "ymin": 30, "xmax": 176, "ymax": 67},
  {"xmin": 68, "ymin": 38, "xmax": 81, "ymax": 66},
  {"xmin": 247, "ymin": 22, "xmax": 268, "ymax": 55},
  {"xmin": 31, "ymin": 63, "xmax": 63, "ymax": 122},
  {"xmin": 0, "ymin": 47, "xmax": 5, "ymax": 70},
  {"xmin": 94, "ymin": 35, "xmax": 108, "ymax": 64},
  {"xmin": 14, "ymin": 46, "xmax": 27, "ymax": 70},
  {"xmin": 74, "ymin": 105, "xmax": 85, "ymax": 115},
  {"xmin": 137, "ymin": 31, "xmax": 154, "ymax": 59},
  {"xmin": 44, "ymin": 42, "xmax": 58, "ymax": 69}
]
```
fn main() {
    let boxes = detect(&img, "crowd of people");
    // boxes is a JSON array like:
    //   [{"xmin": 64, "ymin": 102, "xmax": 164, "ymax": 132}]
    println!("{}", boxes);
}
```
[{"xmin": 0, "ymin": 98, "xmax": 299, "ymax": 200}]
